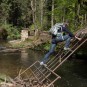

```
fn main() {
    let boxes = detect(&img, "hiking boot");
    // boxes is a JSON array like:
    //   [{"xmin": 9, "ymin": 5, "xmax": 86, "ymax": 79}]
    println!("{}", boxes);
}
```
[
  {"xmin": 40, "ymin": 62, "xmax": 47, "ymax": 67},
  {"xmin": 64, "ymin": 47, "xmax": 72, "ymax": 51}
]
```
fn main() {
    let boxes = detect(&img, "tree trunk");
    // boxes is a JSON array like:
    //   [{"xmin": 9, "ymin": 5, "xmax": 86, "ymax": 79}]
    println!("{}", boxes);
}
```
[
  {"xmin": 40, "ymin": 0, "xmax": 44, "ymax": 27},
  {"xmin": 81, "ymin": 15, "xmax": 84, "ymax": 27},
  {"xmin": 51, "ymin": 0, "xmax": 54, "ymax": 27},
  {"xmin": 85, "ymin": 14, "xmax": 87, "ymax": 24},
  {"xmin": 31, "ymin": 0, "xmax": 38, "ymax": 38},
  {"xmin": 31, "ymin": 0, "xmax": 35, "ymax": 24},
  {"xmin": 62, "ymin": 7, "xmax": 65, "ymax": 22},
  {"xmin": 77, "ymin": 4, "xmax": 80, "ymax": 17}
]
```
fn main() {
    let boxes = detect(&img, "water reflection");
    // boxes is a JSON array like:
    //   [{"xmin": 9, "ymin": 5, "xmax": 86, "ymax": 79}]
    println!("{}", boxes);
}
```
[
  {"xmin": 0, "ymin": 49, "xmax": 43, "ymax": 78},
  {"xmin": 0, "ymin": 52, "xmax": 21, "ymax": 77},
  {"xmin": 20, "ymin": 49, "xmax": 43, "ymax": 67},
  {"xmin": 56, "ymin": 59, "xmax": 87, "ymax": 87},
  {"xmin": 21, "ymin": 49, "xmax": 29, "ymax": 67}
]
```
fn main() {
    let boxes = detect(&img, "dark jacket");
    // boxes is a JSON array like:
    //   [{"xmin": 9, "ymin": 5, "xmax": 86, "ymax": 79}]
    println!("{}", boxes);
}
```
[{"xmin": 62, "ymin": 26, "xmax": 74, "ymax": 37}]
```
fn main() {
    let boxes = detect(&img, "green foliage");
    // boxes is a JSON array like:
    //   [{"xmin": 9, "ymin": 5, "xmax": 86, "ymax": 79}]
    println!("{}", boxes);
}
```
[
  {"xmin": 29, "ymin": 24, "xmax": 35, "ymax": 30},
  {"xmin": 29, "ymin": 21, "xmax": 42, "ymax": 30},
  {"xmin": 0, "ymin": 0, "xmax": 87, "ymax": 41},
  {"xmin": 0, "ymin": 28, "xmax": 8, "ymax": 40},
  {"xmin": 0, "ymin": 0, "xmax": 11, "ymax": 23},
  {"xmin": 43, "ymin": 42, "xmax": 50, "ymax": 50},
  {"xmin": 1, "ymin": 24, "xmax": 21, "ymax": 40}
]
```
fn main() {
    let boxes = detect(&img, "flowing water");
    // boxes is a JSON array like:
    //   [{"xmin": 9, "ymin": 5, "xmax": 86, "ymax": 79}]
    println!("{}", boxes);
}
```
[{"xmin": 0, "ymin": 49, "xmax": 87, "ymax": 87}]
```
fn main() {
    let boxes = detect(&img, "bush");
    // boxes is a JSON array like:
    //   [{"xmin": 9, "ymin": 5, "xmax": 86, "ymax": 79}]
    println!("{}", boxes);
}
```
[
  {"xmin": 0, "ymin": 28, "xmax": 8, "ymax": 40},
  {"xmin": 1, "ymin": 23, "xmax": 21, "ymax": 40}
]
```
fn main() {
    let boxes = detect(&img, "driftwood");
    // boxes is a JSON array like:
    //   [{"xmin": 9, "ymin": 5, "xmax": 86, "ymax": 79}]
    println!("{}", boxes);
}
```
[{"xmin": 0, "ymin": 49, "xmax": 20, "ymax": 53}]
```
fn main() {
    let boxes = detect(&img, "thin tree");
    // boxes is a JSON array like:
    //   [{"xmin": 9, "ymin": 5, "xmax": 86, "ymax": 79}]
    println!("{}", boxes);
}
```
[
  {"xmin": 40, "ymin": 0, "xmax": 44, "ymax": 27},
  {"xmin": 51, "ymin": 0, "xmax": 54, "ymax": 27},
  {"xmin": 31, "ymin": 0, "xmax": 35, "ymax": 24}
]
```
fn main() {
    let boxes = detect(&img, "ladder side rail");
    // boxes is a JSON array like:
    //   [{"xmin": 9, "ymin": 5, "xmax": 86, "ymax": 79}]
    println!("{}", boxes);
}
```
[
  {"xmin": 53, "ymin": 38, "xmax": 87, "ymax": 71},
  {"xmin": 58, "ymin": 33, "xmax": 86, "ymax": 62},
  {"xmin": 39, "ymin": 38, "xmax": 80, "ymax": 73},
  {"xmin": 41, "ymin": 38, "xmax": 87, "ymax": 82},
  {"xmin": 52, "ymin": 37, "xmax": 86, "ymax": 71},
  {"xmin": 46, "ymin": 37, "xmax": 80, "ymax": 69},
  {"xmin": 47, "ymin": 39, "xmax": 78, "ymax": 70}
]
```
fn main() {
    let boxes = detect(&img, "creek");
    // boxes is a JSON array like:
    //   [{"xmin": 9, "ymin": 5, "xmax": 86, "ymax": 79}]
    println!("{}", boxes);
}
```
[{"xmin": 0, "ymin": 48, "xmax": 87, "ymax": 87}]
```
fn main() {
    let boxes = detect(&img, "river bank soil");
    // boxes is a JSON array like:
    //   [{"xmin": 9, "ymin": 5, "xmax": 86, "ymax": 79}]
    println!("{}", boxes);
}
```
[{"xmin": 8, "ymin": 31, "xmax": 51, "ymax": 49}]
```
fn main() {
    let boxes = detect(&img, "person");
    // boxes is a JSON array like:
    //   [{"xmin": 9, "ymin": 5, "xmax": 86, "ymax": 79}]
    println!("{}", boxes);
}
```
[{"xmin": 40, "ymin": 21, "xmax": 81, "ymax": 66}]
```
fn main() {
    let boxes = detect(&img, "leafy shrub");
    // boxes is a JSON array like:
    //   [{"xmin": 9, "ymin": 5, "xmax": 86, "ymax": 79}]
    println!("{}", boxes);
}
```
[
  {"xmin": 1, "ymin": 23, "xmax": 21, "ymax": 40},
  {"xmin": 0, "ymin": 28, "xmax": 8, "ymax": 40}
]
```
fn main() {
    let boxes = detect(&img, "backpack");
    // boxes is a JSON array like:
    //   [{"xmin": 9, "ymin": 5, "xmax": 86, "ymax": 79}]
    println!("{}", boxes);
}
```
[{"xmin": 49, "ymin": 23, "xmax": 63, "ymax": 35}]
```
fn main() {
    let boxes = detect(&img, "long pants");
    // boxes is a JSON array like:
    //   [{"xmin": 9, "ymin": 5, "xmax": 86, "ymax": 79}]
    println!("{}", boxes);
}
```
[{"xmin": 42, "ymin": 35, "xmax": 71, "ymax": 63}]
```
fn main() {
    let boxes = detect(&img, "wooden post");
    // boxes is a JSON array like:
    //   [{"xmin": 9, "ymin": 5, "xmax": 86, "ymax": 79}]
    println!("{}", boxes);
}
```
[{"xmin": 21, "ymin": 29, "xmax": 29, "ymax": 41}]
